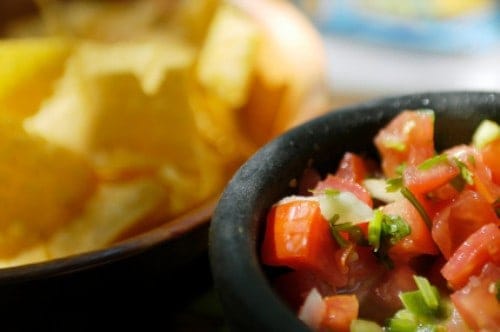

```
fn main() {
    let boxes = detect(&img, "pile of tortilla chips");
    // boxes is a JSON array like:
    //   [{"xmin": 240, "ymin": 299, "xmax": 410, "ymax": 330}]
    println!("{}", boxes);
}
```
[{"xmin": 0, "ymin": 0, "xmax": 292, "ymax": 267}]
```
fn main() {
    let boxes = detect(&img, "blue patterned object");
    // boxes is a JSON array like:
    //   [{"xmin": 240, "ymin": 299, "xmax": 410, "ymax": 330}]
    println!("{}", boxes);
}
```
[{"xmin": 293, "ymin": 0, "xmax": 500, "ymax": 54}]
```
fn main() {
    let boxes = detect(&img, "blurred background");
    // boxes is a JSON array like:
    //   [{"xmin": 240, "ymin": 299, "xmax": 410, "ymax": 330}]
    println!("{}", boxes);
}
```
[
  {"xmin": 292, "ymin": 0, "xmax": 500, "ymax": 108},
  {"xmin": 2, "ymin": 0, "xmax": 500, "ymax": 110}
]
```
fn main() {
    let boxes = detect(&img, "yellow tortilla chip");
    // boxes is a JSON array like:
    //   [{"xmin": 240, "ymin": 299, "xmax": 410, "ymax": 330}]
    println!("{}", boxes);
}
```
[
  {"xmin": 24, "ymin": 39, "xmax": 195, "ymax": 158},
  {"xmin": 0, "ymin": 37, "xmax": 71, "ymax": 119},
  {"xmin": 46, "ymin": 179, "xmax": 166, "ymax": 258},
  {"xmin": 74, "ymin": 38, "xmax": 195, "ymax": 95},
  {"xmin": 190, "ymin": 3, "xmax": 261, "ymax": 161},
  {"xmin": 23, "ymin": 36, "xmax": 228, "ymax": 214},
  {"xmin": 196, "ymin": 4, "xmax": 259, "ymax": 109},
  {"xmin": 0, "ymin": 116, "xmax": 96, "ymax": 258}
]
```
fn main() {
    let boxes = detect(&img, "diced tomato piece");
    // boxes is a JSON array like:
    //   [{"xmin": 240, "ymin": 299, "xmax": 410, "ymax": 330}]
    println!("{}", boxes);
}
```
[
  {"xmin": 432, "ymin": 189, "xmax": 499, "ymax": 259},
  {"xmin": 382, "ymin": 198, "xmax": 439, "ymax": 262},
  {"xmin": 320, "ymin": 294, "xmax": 359, "ymax": 332},
  {"xmin": 360, "ymin": 264, "xmax": 417, "ymax": 323},
  {"xmin": 374, "ymin": 110, "xmax": 435, "ymax": 178},
  {"xmin": 314, "ymin": 174, "xmax": 373, "ymax": 207},
  {"xmin": 450, "ymin": 263, "xmax": 500, "ymax": 331},
  {"xmin": 335, "ymin": 152, "xmax": 370, "ymax": 183},
  {"xmin": 447, "ymin": 144, "xmax": 500, "ymax": 204},
  {"xmin": 480, "ymin": 138, "xmax": 500, "ymax": 185},
  {"xmin": 261, "ymin": 200, "xmax": 348, "ymax": 287},
  {"xmin": 402, "ymin": 161, "xmax": 459, "ymax": 195},
  {"xmin": 425, "ymin": 182, "xmax": 460, "ymax": 209},
  {"xmin": 335, "ymin": 246, "xmax": 386, "ymax": 311},
  {"xmin": 346, "ymin": 246, "xmax": 382, "ymax": 283},
  {"xmin": 441, "ymin": 223, "xmax": 500, "ymax": 290}
]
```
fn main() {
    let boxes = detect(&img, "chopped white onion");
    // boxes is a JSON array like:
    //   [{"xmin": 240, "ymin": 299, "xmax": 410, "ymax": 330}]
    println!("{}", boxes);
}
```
[
  {"xmin": 317, "ymin": 191, "xmax": 373, "ymax": 224},
  {"xmin": 275, "ymin": 191, "xmax": 373, "ymax": 225},
  {"xmin": 297, "ymin": 288, "xmax": 326, "ymax": 330},
  {"xmin": 363, "ymin": 178, "xmax": 403, "ymax": 203}
]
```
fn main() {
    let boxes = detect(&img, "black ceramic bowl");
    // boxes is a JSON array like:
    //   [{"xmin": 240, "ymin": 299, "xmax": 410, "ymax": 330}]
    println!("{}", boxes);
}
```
[
  {"xmin": 209, "ymin": 91, "xmax": 500, "ymax": 331},
  {"xmin": 0, "ymin": 197, "xmax": 217, "ymax": 330}
]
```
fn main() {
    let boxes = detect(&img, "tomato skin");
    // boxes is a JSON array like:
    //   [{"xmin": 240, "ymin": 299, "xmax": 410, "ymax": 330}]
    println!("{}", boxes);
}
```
[
  {"xmin": 432, "ymin": 189, "xmax": 499, "ymax": 259},
  {"xmin": 450, "ymin": 263, "xmax": 500, "ymax": 331},
  {"xmin": 319, "ymin": 295, "xmax": 359, "ymax": 332},
  {"xmin": 261, "ymin": 200, "xmax": 348, "ymax": 287},
  {"xmin": 447, "ymin": 144, "xmax": 500, "ymax": 204},
  {"xmin": 402, "ymin": 160, "xmax": 459, "ymax": 196},
  {"xmin": 382, "ymin": 198, "xmax": 439, "ymax": 262},
  {"xmin": 374, "ymin": 110, "xmax": 435, "ymax": 178},
  {"xmin": 359, "ymin": 264, "xmax": 417, "ymax": 323},
  {"xmin": 441, "ymin": 223, "xmax": 500, "ymax": 290},
  {"xmin": 335, "ymin": 152, "xmax": 370, "ymax": 183},
  {"xmin": 314, "ymin": 174, "xmax": 373, "ymax": 207},
  {"xmin": 481, "ymin": 138, "xmax": 500, "ymax": 184}
]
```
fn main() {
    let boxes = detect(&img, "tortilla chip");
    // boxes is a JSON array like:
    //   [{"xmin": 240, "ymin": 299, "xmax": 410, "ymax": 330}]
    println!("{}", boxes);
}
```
[
  {"xmin": 0, "ymin": 37, "xmax": 71, "ymax": 119},
  {"xmin": 46, "ymin": 179, "xmax": 166, "ymax": 258},
  {"xmin": 0, "ymin": 116, "xmax": 96, "ymax": 258}
]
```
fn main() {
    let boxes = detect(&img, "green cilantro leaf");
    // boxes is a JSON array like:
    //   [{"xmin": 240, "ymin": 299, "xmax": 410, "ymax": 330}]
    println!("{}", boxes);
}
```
[
  {"xmin": 453, "ymin": 157, "xmax": 474, "ymax": 185},
  {"xmin": 368, "ymin": 209, "xmax": 411, "ymax": 269},
  {"xmin": 327, "ymin": 214, "xmax": 349, "ymax": 248},
  {"xmin": 417, "ymin": 154, "xmax": 449, "ymax": 171},
  {"xmin": 383, "ymin": 140, "xmax": 406, "ymax": 152},
  {"xmin": 401, "ymin": 187, "xmax": 432, "ymax": 229},
  {"xmin": 386, "ymin": 177, "xmax": 403, "ymax": 192},
  {"xmin": 382, "ymin": 214, "xmax": 411, "ymax": 245}
]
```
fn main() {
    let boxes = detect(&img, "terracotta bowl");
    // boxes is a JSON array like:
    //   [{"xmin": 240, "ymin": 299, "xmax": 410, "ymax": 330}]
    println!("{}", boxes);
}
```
[{"xmin": 209, "ymin": 91, "xmax": 500, "ymax": 331}]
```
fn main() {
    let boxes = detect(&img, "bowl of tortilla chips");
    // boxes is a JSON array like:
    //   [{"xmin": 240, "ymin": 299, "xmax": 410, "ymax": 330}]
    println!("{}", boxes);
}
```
[{"xmin": 0, "ymin": 0, "xmax": 331, "ymax": 328}]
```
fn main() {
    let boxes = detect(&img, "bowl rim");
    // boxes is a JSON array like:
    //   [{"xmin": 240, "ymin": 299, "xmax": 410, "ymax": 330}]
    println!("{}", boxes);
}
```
[
  {"xmin": 0, "ymin": 195, "xmax": 219, "ymax": 284},
  {"xmin": 209, "ymin": 90, "xmax": 500, "ymax": 331}
]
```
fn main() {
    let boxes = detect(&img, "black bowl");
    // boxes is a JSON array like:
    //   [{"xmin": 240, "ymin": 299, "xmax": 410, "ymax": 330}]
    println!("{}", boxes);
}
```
[
  {"xmin": 0, "ymin": 197, "xmax": 217, "ymax": 331},
  {"xmin": 209, "ymin": 91, "xmax": 500, "ymax": 332}
]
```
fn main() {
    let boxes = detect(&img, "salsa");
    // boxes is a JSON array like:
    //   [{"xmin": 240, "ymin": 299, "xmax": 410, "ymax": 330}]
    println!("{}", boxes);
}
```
[{"xmin": 260, "ymin": 110, "xmax": 500, "ymax": 331}]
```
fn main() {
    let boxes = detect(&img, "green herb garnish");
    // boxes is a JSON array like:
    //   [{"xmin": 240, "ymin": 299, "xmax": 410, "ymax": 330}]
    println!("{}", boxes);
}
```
[
  {"xmin": 453, "ymin": 157, "xmax": 474, "ymax": 185},
  {"xmin": 350, "ymin": 319, "xmax": 383, "ymax": 332},
  {"xmin": 327, "ymin": 214, "xmax": 349, "ymax": 248},
  {"xmin": 383, "ymin": 140, "xmax": 406, "ymax": 152},
  {"xmin": 417, "ymin": 154, "xmax": 448, "ymax": 171},
  {"xmin": 368, "ymin": 208, "xmax": 411, "ymax": 268},
  {"xmin": 368, "ymin": 209, "xmax": 383, "ymax": 250},
  {"xmin": 401, "ymin": 187, "xmax": 432, "ymax": 229},
  {"xmin": 386, "ymin": 177, "xmax": 403, "ymax": 192},
  {"xmin": 388, "ymin": 317, "xmax": 417, "ymax": 332},
  {"xmin": 334, "ymin": 222, "xmax": 368, "ymax": 246},
  {"xmin": 395, "ymin": 163, "xmax": 407, "ymax": 176},
  {"xmin": 398, "ymin": 275, "xmax": 447, "ymax": 319},
  {"xmin": 414, "ymin": 276, "xmax": 440, "ymax": 310},
  {"xmin": 324, "ymin": 188, "xmax": 341, "ymax": 196},
  {"xmin": 383, "ymin": 214, "xmax": 411, "ymax": 245},
  {"xmin": 388, "ymin": 275, "xmax": 450, "ymax": 331}
]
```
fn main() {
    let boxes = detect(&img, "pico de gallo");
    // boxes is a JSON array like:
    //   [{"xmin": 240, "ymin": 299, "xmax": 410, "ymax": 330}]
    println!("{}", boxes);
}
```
[{"xmin": 260, "ymin": 110, "xmax": 500, "ymax": 331}]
